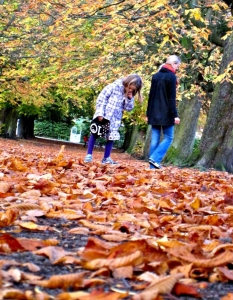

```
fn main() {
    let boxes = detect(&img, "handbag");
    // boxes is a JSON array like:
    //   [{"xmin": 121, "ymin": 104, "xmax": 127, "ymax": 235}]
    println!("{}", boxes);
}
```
[{"xmin": 90, "ymin": 117, "xmax": 110, "ymax": 139}]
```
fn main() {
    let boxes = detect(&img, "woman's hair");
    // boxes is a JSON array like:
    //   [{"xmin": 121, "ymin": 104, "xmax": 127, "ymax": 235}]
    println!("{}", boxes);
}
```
[
  {"xmin": 122, "ymin": 74, "xmax": 143, "ymax": 103},
  {"xmin": 166, "ymin": 55, "xmax": 181, "ymax": 65},
  {"xmin": 158, "ymin": 55, "xmax": 181, "ymax": 71}
]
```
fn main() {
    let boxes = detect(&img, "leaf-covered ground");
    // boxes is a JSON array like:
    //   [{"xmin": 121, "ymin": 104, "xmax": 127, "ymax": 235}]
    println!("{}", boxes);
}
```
[{"xmin": 1, "ymin": 138, "xmax": 233, "ymax": 300}]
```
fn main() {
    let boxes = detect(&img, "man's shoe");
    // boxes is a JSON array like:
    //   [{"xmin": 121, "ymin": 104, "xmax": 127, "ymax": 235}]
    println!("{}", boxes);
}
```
[
  {"xmin": 149, "ymin": 159, "xmax": 161, "ymax": 169},
  {"xmin": 102, "ymin": 157, "xmax": 118, "ymax": 164},
  {"xmin": 84, "ymin": 154, "xmax": 92, "ymax": 163}
]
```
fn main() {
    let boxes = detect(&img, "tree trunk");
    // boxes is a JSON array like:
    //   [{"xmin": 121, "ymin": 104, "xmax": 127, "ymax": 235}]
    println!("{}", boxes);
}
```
[
  {"xmin": 196, "ymin": 33, "xmax": 233, "ymax": 172},
  {"xmin": 164, "ymin": 94, "xmax": 202, "ymax": 164},
  {"xmin": 121, "ymin": 125, "xmax": 133, "ymax": 151},
  {"xmin": 125, "ymin": 125, "xmax": 146, "ymax": 159},
  {"xmin": 17, "ymin": 116, "xmax": 35, "ymax": 139},
  {"xmin": 0, "ymin": 108, "xmax": 7, "ymax": 136},
  {"xmin": 143, "ymin": 125, "xmax": 151, "ymax": 161},
  {"xmin": 0, "ymin": 107, "xmax": 18, "ymax": 138},
  {"xmin": 126, "ymin": 125, "xmax": 139, "ymax": 154}
]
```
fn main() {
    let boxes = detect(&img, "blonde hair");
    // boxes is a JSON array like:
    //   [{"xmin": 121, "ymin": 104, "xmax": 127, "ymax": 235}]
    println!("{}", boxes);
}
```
[{"xmin": 122, "ymin": 74, "xmax": 143, "ymax": 104}]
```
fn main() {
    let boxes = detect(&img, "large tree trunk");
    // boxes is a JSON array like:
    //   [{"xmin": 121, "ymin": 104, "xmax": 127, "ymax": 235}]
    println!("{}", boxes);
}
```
[
  {"xmin": 143, "ymin": 125, "xmax": 151, "ymax": 161},
  {"xmin": 126, "ymin": 125, "xmax": 146, "ymax": 158},
  {"xmin": 121, "ymin": 125, "xmax": 133, "ymax": 151},
  {"xmin": 17, "ymin": 116, "xmax": 35, "ymax": 139},
  {"xmin": 164, "ymin": 94, "xmax": 202, "ymax": 164},
  {"xmin": 0, "ymin": 107, "xmax": 18, "ymax": 138},
  {"xmin": 196, "ymin": 33, "xmax": 233, "ymax": 172}
]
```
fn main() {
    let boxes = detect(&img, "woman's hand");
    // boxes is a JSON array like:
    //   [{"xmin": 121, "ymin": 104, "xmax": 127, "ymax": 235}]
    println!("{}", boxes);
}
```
[
  {"xmin": 174, "ymin": 117, "xmax": 180, "ymax": 124},
  {"xmin": 125, "ymin": 84, "xmax": 136, "ymax": 100},
  {"xmin": 127, "ymin": 91, "xmax": 133, "ymax": 99}
]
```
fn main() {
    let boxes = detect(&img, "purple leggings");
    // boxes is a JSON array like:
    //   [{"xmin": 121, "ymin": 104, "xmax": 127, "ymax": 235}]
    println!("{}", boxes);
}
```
[{"xmin": 87, "ymin": 134, "xmax": 114, "ymax": 158}]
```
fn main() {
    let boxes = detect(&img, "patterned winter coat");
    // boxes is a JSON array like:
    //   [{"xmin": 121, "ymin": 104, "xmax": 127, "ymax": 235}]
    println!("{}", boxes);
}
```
[{"xmin": 93, "ymin": 79, "xmax": 134, "ymax": 140}]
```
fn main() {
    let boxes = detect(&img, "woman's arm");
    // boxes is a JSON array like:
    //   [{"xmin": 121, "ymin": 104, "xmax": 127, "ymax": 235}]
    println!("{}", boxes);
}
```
[{"xmin": 95, "ymin": 84, "xmax": 114, "ymax": 118}]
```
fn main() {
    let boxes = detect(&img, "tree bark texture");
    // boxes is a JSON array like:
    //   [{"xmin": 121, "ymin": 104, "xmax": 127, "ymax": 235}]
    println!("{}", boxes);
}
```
[
  {"xmin": 0, "ymin": 107, "xmax": 18, "ymax": 138},
  {"xmin": 121, "ymin": 125, "xmax": 133, "ymax": 151},
  {"xmin": 165, "ymin": 95, "xmax": 202, "ymax": 163},
  {"xmin": 143, "ymin": 125, "xmax": 151, "ymax": 161},
  {"xmin": 196, "ymin": 33, "xmax": 233, "ymax": 172},
  {"xmin": 126, "ymin": 125, "xmax": 146, "ymax": 158}
]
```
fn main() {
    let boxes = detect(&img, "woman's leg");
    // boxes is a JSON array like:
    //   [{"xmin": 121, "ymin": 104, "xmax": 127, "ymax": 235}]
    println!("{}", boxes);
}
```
[
  {"xmin": 149, "ymin": 125, "xmax": 161, "ymax": 157},
  {"xmin": 103, "ymin": 140, "xmax": 114, "ymax": 158},
  {"xmin": 150, "ymin": 125, "xmax": 174, "ymax": 165},
  {"xmin": 86, "ymin": 134, "xmax": 97, "ymax": 155}
]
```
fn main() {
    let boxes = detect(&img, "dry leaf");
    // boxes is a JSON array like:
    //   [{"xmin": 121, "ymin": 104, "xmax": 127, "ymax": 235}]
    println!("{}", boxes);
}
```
[
  {"xmin": 133, "ymin": 274, "xmax": 183, "ymax": 300},
  {"xmin": 84, "ymin": 250, "xmax": 142, "ymax": 270},
  {"xmin": 112, "ymin": 266, "xmax": 133, "ymax": 279},
  {"xmin": 172, "ymin": 282, "xmax": 201, "ymax": 297},
  {"xmin": 34, "ymin": 246, "xmax": 72, "ymax": 263},
  {"xmin": 0, "ymin": 288, "xmax": 26, "ymax": 299},
  {"xmin": 31, "ymin": 272, "xmax": 86, "ymax": 289},
  {"xmin": 0, "ymin": 233, "xmax": 25, "ymax": 253},
  {"xmin": 0, "ymin": 182, "xmax": 11, "ymax": 193}
]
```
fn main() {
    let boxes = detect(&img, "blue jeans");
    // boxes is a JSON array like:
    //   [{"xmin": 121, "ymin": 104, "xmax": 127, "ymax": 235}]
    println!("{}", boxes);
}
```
[{"xmin": 149, "ymin": 125, "xmax": 174, "ymax": 168}]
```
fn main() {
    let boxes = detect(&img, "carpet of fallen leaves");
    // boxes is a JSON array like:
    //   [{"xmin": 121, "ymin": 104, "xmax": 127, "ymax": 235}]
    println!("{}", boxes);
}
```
[{"xmin": 1, "ymin": 138, "xmax": 233, "ymax": 300}]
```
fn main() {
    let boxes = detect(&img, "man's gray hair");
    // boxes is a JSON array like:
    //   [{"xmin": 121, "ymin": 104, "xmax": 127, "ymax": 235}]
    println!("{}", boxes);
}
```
[{"xmin": 166, "ymin": 55, "xmax": 181, "ymax": 64}]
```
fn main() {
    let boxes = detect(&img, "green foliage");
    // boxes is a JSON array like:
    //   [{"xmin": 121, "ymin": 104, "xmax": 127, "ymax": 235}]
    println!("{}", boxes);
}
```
[
  {"xmin": 17, "ymin": 103, "xmax": 39, "ymax": 117},
  {"xmin": 186, "ymin": 138, "xmax": 201, "ymax": 166},
  {"xmin": 164, "ymin": 146, "xmax": 181, "ymax": 166},
  {"xmin": 80, "ymin": 120, "xmax": 91, "ymax": 139},
  {"xmin": 34, "ymin": 120, "xmax": 72, "ymax": 140},
  {"xmin": 165, "ymin": 139, "xmax": 201, "ymax": 167},
  {"xmin": 0, "ymin": 123, "xmax": 5, "ymax": 136}
]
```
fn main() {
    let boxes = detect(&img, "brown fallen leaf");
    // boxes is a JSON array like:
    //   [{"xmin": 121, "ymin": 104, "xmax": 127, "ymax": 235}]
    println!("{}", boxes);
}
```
[
  {"xmin": 83, "ymin": 250, "xmax": 142, "ymax": 270},
  {"xmin": 2, "ymin": 268, "xmax": 22, "ymax": 282},
  {"xmin": 137, "ymin": 272, "xmax": 159, "ymax": 282},
  {"xmin": 26, "ymin": 288, "xmax": 51, "ymax": 300},
  {"xmin": 170, "ymin": 263, "xmax": 193, "ymax": 278},
  {"xmin": 112, "ymin": 266, "xmax": 133, "ymax": 279},
  {"xmin": 132, "ymin": 273, "xmax": 183, "ymax": 300},
  {"xmin": 56, "ymin": 291, "xmax": 89, "ymax": 300},
  {"xmin": 77, "ymin": 289, "xmax": 128, "ymax": 300},
  {"xmin": 31, "ymin": 272, "xmax": 86, "ymax": 289},
  {"xmin": 221, "ymin": 293, "xmax": 233, "ymax": 300},
  {"xmin": 68, "ymin": 227, "xmax": 90, "ymax": 235},
  {"xmin": 19, "ymin": 190, "xmax": 41, "ymax": 198},
  {"xmin": 101, "ymin": 234, "xmax": 129, "ymax": 242},
  {"xmin": 25, "ymin": 209, "xmax": 45, "ymax": 217},
  {"xmin": 10, "ymin": 158, "xmax": 27, "ymax": 172},
  {"xmin": 53, "ymin": 256, "xmax": 81, "ymax": 265},
  {"xmin": 78, "ymin": 219, "xmax": 111, "ymax": 231},
  {"xmin": 34, "ymin": 246, "xmax": 73, "ymax": 263},
  {"xmin": 0, "ymin": 233, "xmax": 25, "ymax": 253},
  {"xmin": 0, "ymin": 182, "xmax": 11, "ymax": 193},
  {"xmin": 46, "ymin": 209, "xmax": 84, "ymax": 220},
  {"xmin": 169, "ymin": 246, "xmax": 233, "ymax": 268},
  {"xmin": 217, "ymin": 267, "xmax": 233, "ymax": 281},
  {"xmin": 83, "ymin": 278, "xmax": 106, "ymax": 288},
  {"xmin": 56, "ymin": 145, "xmax": 65, "ymax": 161},
  {"xmin": 8, "ymin": 203, "xmax": 42, "ymax": 212},
  {"xmin": 17, "ymin": 238, "xmax": 58, "ymax": 251},
  {"xmin": 22, "ymin": 262, "xmax": 40, "ymax": 272},
  {"xmin": 0, "ymin": 209, "xmax": 19, "ymax": 226},
  {"xmin": 172, "ymin": 282, "xmax": 201, "ymax": 298},
  {"xmin": 0, "ymin": 288, "xmax": 26, "ymax": 299},
  {"xmin": 18, "ymin": 221, "xmax": 49, "ymax": 231}
]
